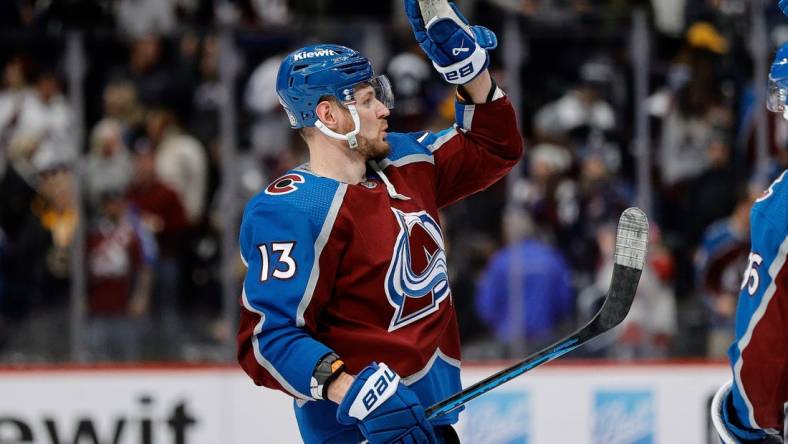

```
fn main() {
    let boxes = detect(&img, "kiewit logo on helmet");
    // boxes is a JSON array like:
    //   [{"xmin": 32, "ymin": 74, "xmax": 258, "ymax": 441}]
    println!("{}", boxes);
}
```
[{"xmin": 293, "ymin": 49, "xmax": 337, "ymax": 61}]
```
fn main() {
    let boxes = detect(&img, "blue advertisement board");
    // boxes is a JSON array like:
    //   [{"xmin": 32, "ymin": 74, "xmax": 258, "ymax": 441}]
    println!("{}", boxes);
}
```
[
  {"xmin": 593, "ymin": 390, "xmax": 655, "ymax": 444},
  {"xmin": 463, "ymin": 391, "xmax": 531, "ymax": 444}
]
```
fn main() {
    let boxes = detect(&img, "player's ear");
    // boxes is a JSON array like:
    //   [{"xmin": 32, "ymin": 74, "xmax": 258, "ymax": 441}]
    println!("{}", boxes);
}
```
[{"xmin": 315, "ymin": 100, "xmax": 341, "ymax": 130}]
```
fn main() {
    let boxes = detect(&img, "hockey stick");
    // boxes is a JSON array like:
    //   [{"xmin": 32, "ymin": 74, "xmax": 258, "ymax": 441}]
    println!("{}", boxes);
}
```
[{"xmin": 426, "ymin": 207, "xmax": 649, "ymax": 420}]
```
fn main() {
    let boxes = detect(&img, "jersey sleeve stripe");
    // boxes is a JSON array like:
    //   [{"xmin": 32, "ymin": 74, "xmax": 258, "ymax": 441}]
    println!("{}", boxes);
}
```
[
  {"xmin": 733, "ymin": 233, "xmax": 788, "ymax": 429},
  {"xmin": 240, "ymin": 286, "xmax": 311, "ymax": 400},
  {"xmin": 427, "ymin": 128, "xmax": 459, "ymax": 153},
  {"xmin": 461, "ymin": 104, "xmax": 476, "ymax": 130},
  {"xmin": 378, "ymin": 153, "xmax": 435, "ymax": 169},
  {"xmin": 295, "ymin": 183, "xmax": 348, "ymax": 328}
]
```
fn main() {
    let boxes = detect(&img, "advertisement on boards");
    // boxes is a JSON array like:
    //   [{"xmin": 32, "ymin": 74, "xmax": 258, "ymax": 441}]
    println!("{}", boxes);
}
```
[{"xmin": 0, "ymin": 363, "xmax": 729, "ymax": 444}]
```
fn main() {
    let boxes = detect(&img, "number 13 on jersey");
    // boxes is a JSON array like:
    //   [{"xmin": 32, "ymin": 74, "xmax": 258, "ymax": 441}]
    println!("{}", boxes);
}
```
[{"xmin": 258, "ymin": 242, "xmax": 297, "ymax": 281}]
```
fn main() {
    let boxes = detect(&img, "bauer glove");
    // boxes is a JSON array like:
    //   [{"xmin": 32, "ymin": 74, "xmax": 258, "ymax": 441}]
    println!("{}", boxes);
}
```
[
  {"xmin": 405, "ymin": 0, "xmax": 497, "ymax": 84},
  {"xmin": 336, "ymin": 362, "xmax": 437, "ymax": 444}
]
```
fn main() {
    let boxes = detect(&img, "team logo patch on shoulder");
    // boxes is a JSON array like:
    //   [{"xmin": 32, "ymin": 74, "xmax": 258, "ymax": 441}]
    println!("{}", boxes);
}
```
[
  {"xmin": 265, "ymin": 174, "xmax": 305, "ymax": 196},
  {"xmin": 384, "ymin": 209, "xmax": 450, "ymax": 331}
]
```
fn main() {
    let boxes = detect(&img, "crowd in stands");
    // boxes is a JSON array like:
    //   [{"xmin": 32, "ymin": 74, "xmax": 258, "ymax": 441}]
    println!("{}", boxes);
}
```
[{"xmin": 0, "ymin": 0, "xmax": 785, "ymax": 362}]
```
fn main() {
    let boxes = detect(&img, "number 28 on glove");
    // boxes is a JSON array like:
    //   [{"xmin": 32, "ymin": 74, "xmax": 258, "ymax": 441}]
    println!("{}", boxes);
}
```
[{"xmin": 405, "ymin": 0, "xmax": 498, "ymax": 84}]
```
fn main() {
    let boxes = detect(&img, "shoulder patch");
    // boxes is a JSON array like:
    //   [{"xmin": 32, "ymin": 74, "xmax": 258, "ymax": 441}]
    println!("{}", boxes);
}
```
[
  {"xmin": 249, "ymin": 170, "xmax": 343, "ymax": 224},
  {"xmin": 265, "ymin": 173, "xmax": 306, "ymax": 196}
]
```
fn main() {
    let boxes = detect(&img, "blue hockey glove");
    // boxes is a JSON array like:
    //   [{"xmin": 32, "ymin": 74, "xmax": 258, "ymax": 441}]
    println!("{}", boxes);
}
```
[
  {"xmin": 336, "ymin": 363, "xmax": 437, "ymax": 444},
  {"xmin": 780, "ymin": 0, "xmax": 788, "ymax": 17},
  {"xmin": 405, "ymin": 0, "xmax": 497, "ymax": 84}
]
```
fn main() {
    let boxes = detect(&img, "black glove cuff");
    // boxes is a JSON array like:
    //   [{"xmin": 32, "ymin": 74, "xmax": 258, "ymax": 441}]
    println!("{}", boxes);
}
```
[
  {"xmin": 456, "ymin": 77, "xmax": 498, "ymax": 104},
  {"xmin": 310, "ymin": 352, "xmax": 345, "ymax": 400}
]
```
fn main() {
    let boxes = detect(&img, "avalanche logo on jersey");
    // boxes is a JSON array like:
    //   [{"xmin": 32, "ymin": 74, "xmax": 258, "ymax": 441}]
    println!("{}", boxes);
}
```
[
  {"xmin": 384, "ymin": 209, "xmax": 450, "ymax": 331},
  {"xmin": 265, "ymin": 174, "xmax": 305, "ymax": 196}
]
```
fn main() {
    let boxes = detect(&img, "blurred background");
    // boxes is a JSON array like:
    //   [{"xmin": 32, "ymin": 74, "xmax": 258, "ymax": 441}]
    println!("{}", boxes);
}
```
[{"xmin": 0, "ymin": 0, "xmax": 784, "ymax": 368}]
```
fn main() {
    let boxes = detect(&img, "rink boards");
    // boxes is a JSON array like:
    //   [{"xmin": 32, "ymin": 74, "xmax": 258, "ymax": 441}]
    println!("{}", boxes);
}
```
[{"xmin": 0, "ymin": 361, "xmax": 728, "ymax": 444}]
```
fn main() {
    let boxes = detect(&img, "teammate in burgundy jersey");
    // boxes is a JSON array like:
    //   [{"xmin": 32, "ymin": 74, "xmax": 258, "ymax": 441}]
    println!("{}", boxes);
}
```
[
  {"xmin": 711, "ymin": 41, "xmax": 788, "ymax": 444},
  {"xmin": 236, "ymin": 3, "xmax": 521, "ymax": 443}
]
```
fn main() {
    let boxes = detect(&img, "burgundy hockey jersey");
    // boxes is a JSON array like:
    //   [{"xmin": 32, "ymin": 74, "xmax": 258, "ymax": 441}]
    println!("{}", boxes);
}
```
[
  {"xmin": 728, "ymin": 169, "xmax": 788, "ymax": 434},
  {"xmin": 237, "ymin": 91, "xmax": 523, "ymax": 442}
]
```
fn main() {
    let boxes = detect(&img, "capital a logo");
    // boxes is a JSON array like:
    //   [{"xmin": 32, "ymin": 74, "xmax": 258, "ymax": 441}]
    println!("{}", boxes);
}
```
[{"xmin": 384, "ymin": 209, "xmax": 450, "ymax": 331}]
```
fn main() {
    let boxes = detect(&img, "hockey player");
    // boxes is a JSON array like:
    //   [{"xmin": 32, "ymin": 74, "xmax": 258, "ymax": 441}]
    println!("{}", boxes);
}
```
[
  {"xmin": 236, "ymin": 1, "xmax": 522, "ymax": 443},
  {"xmin": 710, "ymin": 42, "xmax": 788, "ymax": 444}
]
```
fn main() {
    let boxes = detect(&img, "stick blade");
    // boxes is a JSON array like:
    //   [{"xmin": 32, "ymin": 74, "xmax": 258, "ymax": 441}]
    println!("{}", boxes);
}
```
[
  {"xmin": 615, "ymin": 207, "xmax": 649, "ymax": 271},
  {"xmin": 596, "ymin": 207, "xmax": 649, "ymax": 331}
]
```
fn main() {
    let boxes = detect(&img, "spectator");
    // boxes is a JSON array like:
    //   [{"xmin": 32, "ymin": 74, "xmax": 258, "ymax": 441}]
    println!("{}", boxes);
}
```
[
  {"xmin": 84, "ymin": 188, "xmax": 152, "ymax": 361},
  {"xmin": 113, "ymin": 34, "xmax": 173, "ymax": 108},
  {"xmin": 0, "ymin": 131, "xmax": 39, "ymax": 243},
  {"xmin": 102, "ymin": 81, "xmax": 144, "ymax": 131},
  {"xmin": 126, "ymin": 139, "xmax": 189, "ymax": 358},
  {"xmin": 145, "ymin": 107, "xmax": 208, "ymax": 223},
  {"xmin": 657, "ymin": 22, "xmax": 732, "ymax": 188},
  {"xmin": 127, "ymin": 140, "xmax": 188, "ymax": 269},
  {"xmin": 115, "ymin": 0, "xmax": 176, "ymax": 39},
  {"xmin": 85, "ymin": 119, "xmax": 133, "ymax": 209},
  {"xmin": 569, "ymin": 148, "xmax": 633, "ymax": 285},
  {"xmin": 244, "ymin": 52, "xmax": 291, "ymax": 176},
  {"xmin": 533, "ymin": 57, "xmax": 617, "ymax": 151},
  {"xmin": 510, "ymin": 142, "xmax": 577, "ymax": 241},
  {"xmin": 385, "ymin": 41, "xmax": 435, "ymax": 132},
  {"xmin": 475, "ymin": 208, "xmax": 575, "ymax": 355},
  {"xmin": 190, "ymin": 35, "xmax": 222, "ymax": 148},
  {"xmin": 0, "ymin": 67, "xmax": 75, "ymax": 167},
  {"xmin": 235, "ymin": 0, "xmax": 291, "ymax": 27},
  {"xmin": 684, "ymin": 136, "xmax": 740, "ymax": 244},
  {"xmin": 694, "ymin": 187, "xmax": 756, "ymax": 358},
  {"xmin": 0, "ymin": 56, "xmax": 32, "ymax": 168},
  {"xmin": 2, "ymin": 162, "xmax": 77, "ymax": 360}
]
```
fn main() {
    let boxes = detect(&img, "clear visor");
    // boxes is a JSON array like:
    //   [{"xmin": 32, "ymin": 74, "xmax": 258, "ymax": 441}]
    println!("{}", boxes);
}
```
[
  {"xmin": 767, "ymin": 77, "xmax": 787, "ymax": 113},
  {"xmin": 344, "ymin": 75, "xmax": 395, "ymax": 109},
  {"xmin": 370, "ymin": 75, "xmax": 395, "ymax": 109}
]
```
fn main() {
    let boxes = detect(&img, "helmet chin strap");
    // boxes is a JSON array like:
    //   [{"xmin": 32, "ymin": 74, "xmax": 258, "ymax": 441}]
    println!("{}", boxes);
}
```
[{"xmin": 314, "ymin": 104, "xmax": 361, "ymax": 149}]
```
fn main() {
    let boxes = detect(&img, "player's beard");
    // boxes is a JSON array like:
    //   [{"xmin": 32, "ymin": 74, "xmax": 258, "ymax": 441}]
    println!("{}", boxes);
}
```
[
  {"xmin": 335, "ymin": 107, "xmax": 390, "ymax": 160},
  {"xmin": 356, "ymin": 133, "xmax": 390, "ymax": 161}
]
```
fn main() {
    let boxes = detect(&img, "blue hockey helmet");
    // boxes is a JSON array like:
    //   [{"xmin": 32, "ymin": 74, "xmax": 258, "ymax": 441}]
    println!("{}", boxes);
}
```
[{"xmin": 276, "ymin": 44, "xmax": 394, "ymax": 129}]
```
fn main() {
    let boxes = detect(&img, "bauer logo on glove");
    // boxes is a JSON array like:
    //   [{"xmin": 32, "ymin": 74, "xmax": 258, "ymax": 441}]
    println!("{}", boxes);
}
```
[
  {"xmin": 405, "ymin": 0, "xmax": 498, "ymax": 84},
  {"xmin": 349, "ymin": 364, "xmax": 399, "ymax": 419},
  {"xmin": 337, "ymin": 363, "xmax": 438, "ymax": 444}
]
